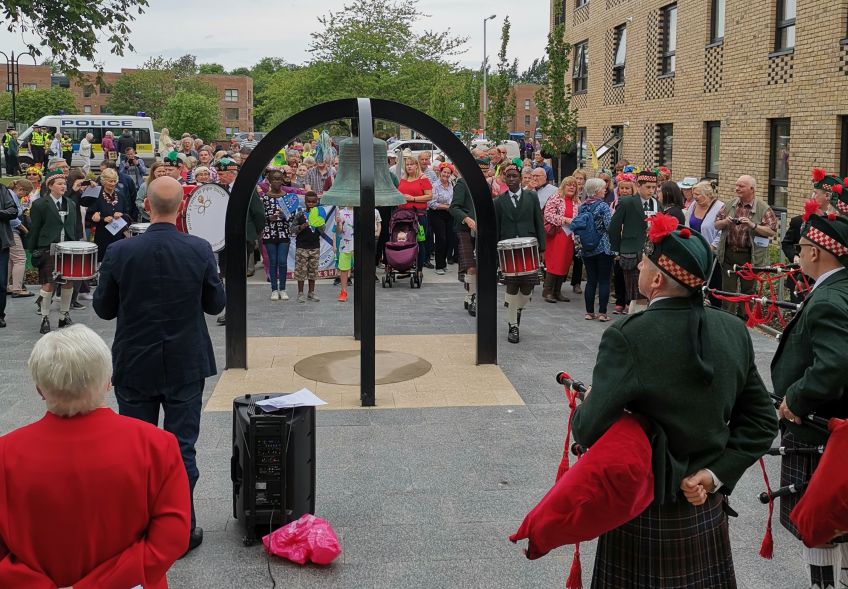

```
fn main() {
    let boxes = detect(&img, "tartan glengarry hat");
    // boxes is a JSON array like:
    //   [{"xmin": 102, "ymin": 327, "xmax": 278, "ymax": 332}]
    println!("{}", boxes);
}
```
[
  {"xmin": 636, "ymin": 169, "xmax": 658, "ymax": 184},
  {"xmin": 643, "ymin": 213, "xmax": 714, "ymax": 290},
  {"xmin": 802, "ymin": 213, "xmax": 848, "ymax": 267},
  {"xmin": 812, "ymin": 168, "xmax": 848, "ymax": 216},
  {"xmin": 163, "ymin": 151, "xmax": 183, "ymax": 166}
]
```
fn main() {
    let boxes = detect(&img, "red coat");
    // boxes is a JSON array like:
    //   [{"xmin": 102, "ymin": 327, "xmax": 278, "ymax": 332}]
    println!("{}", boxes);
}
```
[{"xmin": 0, "ymin": 408, "xmax": 190, "ymax": 589}]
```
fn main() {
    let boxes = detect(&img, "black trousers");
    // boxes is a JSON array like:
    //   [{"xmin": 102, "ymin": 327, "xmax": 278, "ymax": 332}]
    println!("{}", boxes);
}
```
[
  {"xmin": 571, "ymin": 256, "xmax": 583, "ymax": 286},
  {"xmin": 428, "ymin": 209, "xmax": 453, "ymax": 270}
]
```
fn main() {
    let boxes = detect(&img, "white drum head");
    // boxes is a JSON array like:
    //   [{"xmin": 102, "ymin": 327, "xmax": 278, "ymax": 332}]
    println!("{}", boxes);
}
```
[
  {"xmin": 56, "ymin": 241, "xmax": 98, "ymax": 254},
  {"xmin": 185, "ymin": 183, "xmax": 229, "ymax": 252}
]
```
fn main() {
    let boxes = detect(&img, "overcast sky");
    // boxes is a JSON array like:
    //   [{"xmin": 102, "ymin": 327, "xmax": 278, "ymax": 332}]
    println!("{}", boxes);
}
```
[{"xmin": 0, "ymin": 1, "xmax": 547, "ymax": 74}]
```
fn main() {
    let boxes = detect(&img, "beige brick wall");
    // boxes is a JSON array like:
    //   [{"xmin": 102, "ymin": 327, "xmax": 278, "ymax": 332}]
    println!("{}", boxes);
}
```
[{"xmin": 558, "ymin": 0, "xmax": 848, "ymax": 216}]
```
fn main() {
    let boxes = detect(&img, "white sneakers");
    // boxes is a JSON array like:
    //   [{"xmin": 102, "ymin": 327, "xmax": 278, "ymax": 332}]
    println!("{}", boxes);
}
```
[
  {"xmin": 271, "ymin": 290, "xmax": 290, "ymax": 301},
  {"xmin": 279, "ymin": 291, "xmax": 289, "ymax": 300}
]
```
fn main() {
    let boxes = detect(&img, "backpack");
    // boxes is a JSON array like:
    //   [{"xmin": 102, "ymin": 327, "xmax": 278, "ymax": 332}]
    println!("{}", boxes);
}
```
[{"xmin": 571, "ymin": 200, "xmax": 604, "ymax": 254}]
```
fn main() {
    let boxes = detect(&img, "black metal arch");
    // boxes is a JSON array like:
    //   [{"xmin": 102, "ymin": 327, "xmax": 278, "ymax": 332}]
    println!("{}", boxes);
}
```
[{"xmin": 225, "ymin": 99, "xmax": 497, "ymax": 401}]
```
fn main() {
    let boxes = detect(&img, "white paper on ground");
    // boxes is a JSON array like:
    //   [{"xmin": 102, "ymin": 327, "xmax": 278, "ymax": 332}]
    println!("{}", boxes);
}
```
[
  {"xmin": 255, "ymin": 388, "xmax": 327, "ymax": 411},
  {"xmin": 105, "ymin": 216, "xmax": 128, "ymax": 235}
]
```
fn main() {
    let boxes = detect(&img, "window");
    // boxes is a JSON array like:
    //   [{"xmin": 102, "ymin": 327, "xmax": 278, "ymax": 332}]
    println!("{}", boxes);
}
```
[
  {"xmin": 657, "ymin": 124, "xmax": 673, "ymax": 168},
  {"xmin": 705, "ymin": 121, "xmax": 720, "ymax": 179},
  {"xmin": 83, "ymin": 86, "xmax": 93, "ymax": 98},
  {"xmin": 576, "ymin": 0, "xmax": 588, "ymax": 7},
  {"xmin": 99, "ymin": 105, "xmax": 112, "ymax": 114},
  {"xmin": 609, "ymin": 125, "xmax": 623, "ymax": 165},
  {"xmin": 224, "ymin": 89, "xmax": 239, "ymax": 102},
  {"xmin": 22, "ymin": 83, "xmax": 37, "ymax": 90},
  {"xmin": 613, "ymin": 24, "xmax": 627, "ymax": 85},
  {"xmin": 573, "ymin": 41, "xmax": 588, "ymax": 93},
  {"xmin": 576, "ymin": 127, "xmax": 587, "ymax": 167},
  {"xmin": 524, "ymin": 98, "xmax": 531, "ymax": 110},
  {"xmin": 769, "ymin": 118, "xmax": 791, "ymax": 209},
  {"xmin": 225, "ymin": 108, "xmax": 239, "ymax": 120},
  {"xmin": 775, "ymin": 0, "xmax": 796, "ymax": 51},
  {"xmin": 225, "ymin": 127, "xmax": 233, "ymax": 136},
  {"xmin": 98, "ymin": 83, "xmax": 111, "ymax": 95},
  {"xmin": 661, "ymin": 4, "xmax": 678, "ymax": 75},
  {"xmin": 841, "ymin": 116, "xmax": 848, "ymax": 180},
  {"xmin": 233, "ymin": 127, "xmax": 239, "ymax": 135},
  {"xmin": 524, "ymin": 115, "xmax": 531, "ymax": 127},
  {"xmin": 711, "ymin": 0, "xmax": 725, "ymax": 43},
  {"xmin": 83, "ymin": 105, "xmax": 92, "ymax": 114}
]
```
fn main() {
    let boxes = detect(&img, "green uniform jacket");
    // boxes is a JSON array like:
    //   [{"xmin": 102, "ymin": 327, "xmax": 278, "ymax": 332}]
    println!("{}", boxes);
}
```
[
  {"xmin": 245, "ymin": 190, "xmax": 266, "ymax": 244},
  {"xmin": 572, "ymin": 298, "xmax": 777, "ymax": 503},
  {"xmin": 608, "ymin": 195, "xmax": 653, "ymax": 255},
  {"xmin": 449, "ymin": 179, "xmax": 475, "ymax": 234},
  {"xmin": 492, "ymin": 188, "xmax": 546, "ymax": 252},
  {"xmin": 27, "ymin": 196, "xmax": 79, "ymax": 250},
  {"xmin": 771, "ymin": 270, "xmax": 848, "ymax": 445}
]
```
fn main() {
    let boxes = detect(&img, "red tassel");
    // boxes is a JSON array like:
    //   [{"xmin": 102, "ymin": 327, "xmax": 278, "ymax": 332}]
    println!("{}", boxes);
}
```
[
  {"xmin": 758, "ymin": 458, "xmax": 775, "ymax": 559},
  {"xmin": 828, "ymin": 213, "xmax": 838, "ymax": 221},
  {"xmin": 566, "ymin": 543, "xmax": 583, "ymax": 589}
]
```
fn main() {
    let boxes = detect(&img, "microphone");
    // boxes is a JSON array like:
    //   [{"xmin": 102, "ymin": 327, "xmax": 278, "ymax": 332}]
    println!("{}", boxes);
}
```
[{"xmin": 555, "ymin": 372, "xmax": 588, "ymax": 397}]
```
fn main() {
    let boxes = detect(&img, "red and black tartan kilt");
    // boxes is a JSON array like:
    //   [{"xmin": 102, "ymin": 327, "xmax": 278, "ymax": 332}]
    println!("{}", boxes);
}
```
[
  {"xmin": 456, "ymin": 230, "xmax": 476, "ymax": 274},
  {"xmin": 591, "ymin": 493, "xmax": 736, "ymax": 589}
]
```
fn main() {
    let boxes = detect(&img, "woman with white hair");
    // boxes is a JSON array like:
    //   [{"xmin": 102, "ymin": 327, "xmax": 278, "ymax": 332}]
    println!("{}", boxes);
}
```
[
  {"xmin": 0, "ymin": 324, "xmax": 190, "ymax": 588},
  {"xmin": 578, "ymin": 177, "xmax": 615, "ymax": 321}
]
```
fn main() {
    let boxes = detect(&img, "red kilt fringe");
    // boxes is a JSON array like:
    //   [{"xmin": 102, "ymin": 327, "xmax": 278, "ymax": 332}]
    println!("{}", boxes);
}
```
[{"xmin": 591, "ymin": 493, "xmax": 736, "ymax": 589}]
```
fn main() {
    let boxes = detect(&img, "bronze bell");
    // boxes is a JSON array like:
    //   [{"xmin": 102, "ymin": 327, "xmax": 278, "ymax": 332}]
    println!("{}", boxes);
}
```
[{"xmin": 320, "ymin": 138, "xmax": 407, "ymax": 207}]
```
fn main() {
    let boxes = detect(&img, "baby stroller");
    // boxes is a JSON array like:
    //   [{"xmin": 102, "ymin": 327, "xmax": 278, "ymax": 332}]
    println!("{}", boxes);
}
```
[{"xmin": 382, "ymin": 208, "xmax": 421, "ymax": 289}]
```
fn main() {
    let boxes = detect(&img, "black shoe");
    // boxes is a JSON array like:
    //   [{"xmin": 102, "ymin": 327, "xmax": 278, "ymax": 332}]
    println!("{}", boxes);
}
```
[
  {"xmin": 507, "ymin": 324, "xmax": 520, "ymax": 344},
  {"xmin": 217, "ymin": 314, "xmax": 226, "ymax": 326},
  {"xmin": 333, "ymin": 277, "xmax": 341, "ymax": 286},
  {"xmin": 181, "ymin": 527, "xmax": 204, "ymax": 558},
  {"xmin": 58, "ymin": 313, "xmax": 73, "ymax": 328},
  {"xmin": 468, "ymin": 296, "xmax": 477, "ymax": 317},
  {"xmin": 39, "ymin": 317, "xmax": 51, "ymax": 334},
  {"xmin": 0, "ymin": 317, "xmax": 6, "ymax": 328},
  {"xmin": 423, "ymin": 262, "xmax": 434, "ymax": 269},
  {"xmin": 71, "ymin": 301, "xmax": 86, "ymax": 310}
]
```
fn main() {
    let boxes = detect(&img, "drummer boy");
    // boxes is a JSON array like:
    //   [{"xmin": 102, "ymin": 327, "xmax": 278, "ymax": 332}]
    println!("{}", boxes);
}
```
[
  {"xmin": 492, "ymin": 163, "xmax": 546, "ymax": 344},
  {"xmin": 26, "ymin": 171, "xmax": 81, "ymax": 334}
]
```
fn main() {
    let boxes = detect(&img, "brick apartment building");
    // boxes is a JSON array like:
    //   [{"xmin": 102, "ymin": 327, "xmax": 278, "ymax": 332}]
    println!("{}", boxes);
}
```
[
  {"xmin": 479, "ymin": 83, "xmax": 542, "ymax": 138},
  {"xmin": 555, "ymin": 0, "xmax": 848, "ymax": 215},
  {"xmin": 5, "ymin": 64, "xmax": 253, "ymax": 137}
]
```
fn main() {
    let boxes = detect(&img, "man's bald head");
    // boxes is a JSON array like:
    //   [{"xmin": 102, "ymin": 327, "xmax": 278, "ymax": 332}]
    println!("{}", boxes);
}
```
[{"xmin": 147, "ymin": 176, "xmax": 184, "ymax": 220}]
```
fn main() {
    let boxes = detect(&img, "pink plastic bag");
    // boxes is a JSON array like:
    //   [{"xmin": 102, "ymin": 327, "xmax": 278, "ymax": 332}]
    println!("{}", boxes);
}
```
[{"xmin": 262, "ymin": 514, "xmax": 341, "ymax": 565}]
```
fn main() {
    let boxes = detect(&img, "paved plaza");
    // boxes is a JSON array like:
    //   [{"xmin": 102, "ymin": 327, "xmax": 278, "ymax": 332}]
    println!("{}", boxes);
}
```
[{"xmin": 0, "ymin": 264, "xmax": 810, "ymax": 588}]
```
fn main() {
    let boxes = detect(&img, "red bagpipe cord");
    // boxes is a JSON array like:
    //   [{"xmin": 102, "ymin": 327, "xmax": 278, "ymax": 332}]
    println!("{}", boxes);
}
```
[
  {"xmin": 758, "ymin": 457, "xmax": 775, "ymax": 559},
  {"xmin": 557, "ymin": 383, "xmax": 584, "ymax": 589},
  {"xmin": 709, "ymin": 263, "xmax": 808, "ymax": 329}
]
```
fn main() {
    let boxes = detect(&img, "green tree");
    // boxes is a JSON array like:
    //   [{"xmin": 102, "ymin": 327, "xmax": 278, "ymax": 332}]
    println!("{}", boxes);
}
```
[
  {"xmin": 457, "ymin": 70, "xmax": 481, "ymax": 143},
  {"xmin": 198, "ymin": 63, "xmax": 226, "ymax": 75},
  {"xmin": 485, "ymin": 17, "xmax": 516, "ymax": 142},
  {"xmin": 161, "ymin": 91, "xmax": 220, "ymax": 140},
  {"xmin": 0, "ymin": 87, "xmax": 78, "ymax": 125},
  {"xmin": 519, "ymin": 57, "xmax": 548, "ymax": 85},
  {"xmin": 257, "ymin": 0, "xmax": 467, "ymax": 129},
  {"xmin": 236, "ymin": 58, "xmax": 295, "ymax": 131},
  {"xmin": 535, "ymin": 0, "xmax": 579, "ymax": 180},
  {"xmin": 1, "ymin": 0, "xmax": 149, "ymax": 74}
]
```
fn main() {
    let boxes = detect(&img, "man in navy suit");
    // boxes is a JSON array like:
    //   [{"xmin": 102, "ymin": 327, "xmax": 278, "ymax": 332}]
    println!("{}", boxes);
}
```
[{"xmin": 94, "ymin": 176, "xmax": 226, "ymax": 555}]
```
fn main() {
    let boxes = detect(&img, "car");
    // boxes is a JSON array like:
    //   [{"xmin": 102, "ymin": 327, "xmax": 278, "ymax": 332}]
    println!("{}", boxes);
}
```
[
  {"xmin": 233, "ymin": 132, "xmax": 266, "ymax": 143},
  {"xmin": 470, "ymin": 139, "xmax": 521, "ymax": 161},
  {"xmin": 388, "ymin": 139, "xmax": 442, "ymax": 160}
]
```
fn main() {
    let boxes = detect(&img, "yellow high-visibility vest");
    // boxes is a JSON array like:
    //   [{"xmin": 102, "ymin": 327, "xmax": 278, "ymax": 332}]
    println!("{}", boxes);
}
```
[{"xmin": 31, "ymin": 131, "xmax": 45, "ymax": 147}]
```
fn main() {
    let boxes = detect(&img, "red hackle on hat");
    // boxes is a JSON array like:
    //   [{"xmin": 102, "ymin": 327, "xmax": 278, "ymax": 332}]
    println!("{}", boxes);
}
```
[
  {"xmin": 647, "ymin": 212, "xmax": 679, "ymax": 244},
  {"xmin": 802, "ymin": 199, "xmax": 820, "ymax": 222},
  {"xmin": 812, "ymin": 168, "xmax": 827, "ymax": 183},
  {"xmin": 834, "ymin": 184, "xmax": 843, "ymax": 195},
  {"xmin": 679, "ymin": 227, "xmax": 691, "ymax": 239}
]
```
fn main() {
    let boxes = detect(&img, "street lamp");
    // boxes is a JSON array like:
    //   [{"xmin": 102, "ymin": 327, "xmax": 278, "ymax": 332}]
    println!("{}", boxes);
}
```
[
  {"xmin": 482, "ymin": 14, "xmax": 496, "ymax": 139},
  {"xmin": 0, "ymin": 50, "xmax": 37, "ymax": 128}
]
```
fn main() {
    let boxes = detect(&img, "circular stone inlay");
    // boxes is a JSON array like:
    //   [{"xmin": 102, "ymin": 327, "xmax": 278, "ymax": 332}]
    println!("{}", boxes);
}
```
[{"xmin": 294, "ymin": 350, "xmax": 432, "ymax": 385}]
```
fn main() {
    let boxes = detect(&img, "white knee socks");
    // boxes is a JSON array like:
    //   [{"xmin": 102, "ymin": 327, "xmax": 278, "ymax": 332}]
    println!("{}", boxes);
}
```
[
  {"xmin": 59, "ymin": 287, "xmax": 73, "ymax": 314},
  {"xmin": 506, "ymin": 293, "xmax": 519, "ymax": 324},
  {"xmin": 40, "ymin": 289, "xmax": 51, "ymax": 317},
  {"xmin": 805, "ymin": 545, "xmax": 836, "ymax": 589}
]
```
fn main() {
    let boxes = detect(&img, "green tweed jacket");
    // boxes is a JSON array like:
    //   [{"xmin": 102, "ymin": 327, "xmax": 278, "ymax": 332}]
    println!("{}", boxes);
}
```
[
  {"xmin": 244, "ymin": 190, "xmax": 266, "ymax": 244},
  {"xmin": 449, "ymin": 179, "xmax": 476, "ymax": 234},
  {"xmin": 607, "ymin": 195, "xmax": 656, "ymax": 255},
  {"xmin": 572, "ymin": 298, "xmax": 777, "ymax": 503},
  {"xmin": 492, "ymin": 188, "xmax": 546, "ymax": 251},
  {"xmin": 27, "ymin": 196, "xmax": 79, "ymax": 250},
  {"xmin": 771, "ymin": 269, "xmax": 848, "ymax": 445}
]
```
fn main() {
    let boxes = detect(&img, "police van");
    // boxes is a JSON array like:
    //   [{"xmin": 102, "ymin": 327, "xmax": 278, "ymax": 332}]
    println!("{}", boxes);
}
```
[{"xmin": 16, "ymin": 115, "xmax": 156, "ymax": 171}]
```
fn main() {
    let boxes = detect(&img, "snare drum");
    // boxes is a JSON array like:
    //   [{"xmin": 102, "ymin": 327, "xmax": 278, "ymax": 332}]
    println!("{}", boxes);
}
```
[
  {"xmin": 128, "ymin": 223, "xmax": 151, "ymax": 236},
  {"xmin": 53, "ymin": 241, "xmax": 98, "ymax": 280},
  {"xmin": 497, "ymin": 237, "xmax": 540, "ymax": 277}
]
